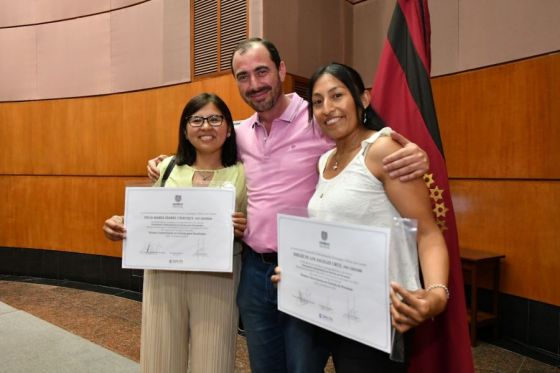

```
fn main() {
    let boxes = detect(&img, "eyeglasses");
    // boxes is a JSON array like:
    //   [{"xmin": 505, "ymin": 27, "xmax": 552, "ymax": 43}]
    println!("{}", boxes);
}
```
[{"xmin": 187, "ymin": 115, "xmax": 224, "ymax": 127}]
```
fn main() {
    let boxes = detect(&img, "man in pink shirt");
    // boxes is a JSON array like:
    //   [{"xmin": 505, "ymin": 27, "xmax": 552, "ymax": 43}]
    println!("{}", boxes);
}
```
[{"xmin": 148, "ymin": 38, "xmax": 428, "ymax": 373}]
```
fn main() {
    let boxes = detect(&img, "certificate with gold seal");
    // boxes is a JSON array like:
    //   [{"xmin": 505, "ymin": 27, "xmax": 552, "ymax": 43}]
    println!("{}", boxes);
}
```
[{"xmin": 122, "ymin": 187, "xmax": 235, "ymax": 272}]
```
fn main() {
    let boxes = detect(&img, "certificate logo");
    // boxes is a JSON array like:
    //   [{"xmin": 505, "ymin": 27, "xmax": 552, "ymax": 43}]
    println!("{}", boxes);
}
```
[
  {"xmin": 319, "ymin": 230, "xmax": 330, "ymax": 249},
  {"xmin": 173, "ymin": 194, "xmax": 183, "ymax": 208}
]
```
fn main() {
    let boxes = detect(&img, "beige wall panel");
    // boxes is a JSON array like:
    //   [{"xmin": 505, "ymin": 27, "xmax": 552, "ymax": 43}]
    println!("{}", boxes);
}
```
[
  {"xmin": 36, "ymin": 15, "xmax": 112, "ymax": 98},
  {"xmin": 162, "ymin": 0, "xmax": 190, "ymax": 84},
  {"xmin": 450, "ymin": 180, "xmax": 560, "ymax": 306},
  {"xmin": 347, "ymin": 0, "xmax": 559, "ymax": 82},
  {"xmin": 432, "ymin": 53, "xmax": 560, "ymax": 179},
  {"xmin": 429, "ymin": 0, "xmax": 459, "ymax": 76},
  {"xmin": 307, "ymin": 0, "xmax": 461, "ymax": 83},
  {"xmin": 248, "ymin": 0, "xmax": 263, "ymax": 37},
  {"xmin": 0, "ymin": 74, "xmax": 253, "ymax": 176},
  {"xmin": 110, "ymin": 0, "xmax": 164, "ymax": 92},
  {"xmin": 110, "ymin": 0, "xmax": 146, "ymax": 10},
  {"xmin": 0, "ymin": 27, "xmax": 37, "ymax": 101},
  {"xmin": 34, "ymin": 0, "xmax": 111, "ymax": 24},
  {"xmin": 458, "ymin": 0, "xmax": 560, "ymax": 71},
  {"xmin": 342, "ymin": 2, "xmax": 353, "ymax": 65},
  {"xmin": 0, "ymin": 0, "xmax": 39, "ymax": 27},
  {"xmin": 0, "ymin": 175, "xmax": 143, "ymax": 257},
  {"xmin": 350, "ymin": 0, "xmax": 463, "ymax": 82},
  {"xmin": 351, "ymin": 0, "xmax": 393, "ymax": 86},
  {"xmin": 0, "ymin": 0, "xmax": 189, "ymax": 101},
  {"xmin": 263, "ymin": 0, "xmax": 349, "ymax": 79},
  {"xmin": 0, "ymin": 0, "xmax": 144, "ymax": 27}
]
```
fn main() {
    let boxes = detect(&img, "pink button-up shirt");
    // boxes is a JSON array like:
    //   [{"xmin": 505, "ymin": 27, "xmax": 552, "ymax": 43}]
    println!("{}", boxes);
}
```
[{"xmin": 236, "ymin": 93, "xmax": 333, "ymax": 253}]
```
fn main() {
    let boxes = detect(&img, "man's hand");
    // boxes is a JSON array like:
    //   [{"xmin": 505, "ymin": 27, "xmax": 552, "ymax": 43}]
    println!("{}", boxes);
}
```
[
  {"xmin": 103, "ymin": 215, "xmax": 126, "ymax": 241},
  {"xmin": 383, "ymin": 131, "xmax": 429, "ymax": 182},
  {"xmin": 147, "ymin": 154, "xmax": 168, "ymax": 182}
]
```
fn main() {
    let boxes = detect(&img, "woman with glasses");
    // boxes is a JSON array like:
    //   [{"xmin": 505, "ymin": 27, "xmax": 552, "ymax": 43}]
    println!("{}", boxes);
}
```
[{"xmin": 103, "ymin": 93, "xmax": 247, "ymax": 373}]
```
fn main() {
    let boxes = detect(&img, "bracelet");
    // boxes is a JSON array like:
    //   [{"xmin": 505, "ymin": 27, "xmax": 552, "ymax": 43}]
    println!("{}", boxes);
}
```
[{"xmin": 426, "ymin": 284, "xmax": 450, "ymax": 299}]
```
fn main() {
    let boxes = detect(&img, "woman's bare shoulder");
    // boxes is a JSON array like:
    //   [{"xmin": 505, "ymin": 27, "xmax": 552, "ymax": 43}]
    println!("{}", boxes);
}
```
[{"xmin": 367, "ymin": 134, "xmax": 403, "ymax": 162}]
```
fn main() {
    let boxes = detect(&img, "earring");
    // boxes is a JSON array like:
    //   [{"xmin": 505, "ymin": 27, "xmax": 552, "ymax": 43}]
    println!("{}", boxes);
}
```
[{"xmin": 363, "ymin": 111, "xmax": 367, "ymax": 124}]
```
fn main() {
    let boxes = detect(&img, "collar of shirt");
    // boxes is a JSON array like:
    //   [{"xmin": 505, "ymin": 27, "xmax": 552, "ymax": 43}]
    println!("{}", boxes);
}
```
[{"xmin": 249, "ymin": 92, "xmax": 305, "ymax": 129}]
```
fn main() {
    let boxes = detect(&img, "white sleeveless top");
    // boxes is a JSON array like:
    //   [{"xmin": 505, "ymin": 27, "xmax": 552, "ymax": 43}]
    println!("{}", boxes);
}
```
[{"xmin": 308, "ymin": 127, "xmax": 421, "ymax": 290}]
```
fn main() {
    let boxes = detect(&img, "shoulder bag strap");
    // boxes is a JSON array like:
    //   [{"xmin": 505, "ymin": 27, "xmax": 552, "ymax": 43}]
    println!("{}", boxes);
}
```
[{"xmin": 160, "ymin": 156, "xmax": 176, "ymax": 187}]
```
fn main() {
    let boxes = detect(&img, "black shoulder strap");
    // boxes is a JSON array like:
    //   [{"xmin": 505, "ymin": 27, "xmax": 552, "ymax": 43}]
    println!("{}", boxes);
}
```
[{"xmin": 160, "ymin": 156, "xmax": 176, "ymax": 187}]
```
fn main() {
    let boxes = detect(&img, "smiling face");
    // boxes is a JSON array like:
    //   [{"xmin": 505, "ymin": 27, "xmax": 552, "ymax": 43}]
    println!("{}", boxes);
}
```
[
  {"xmin": 232, "ymin": 43, "xmax": 285, "ymax": 113},
  {"xmin": 311, "ymin": 73, "xmax": 367, "ymax": 141},
  {"xmin": 185, "ymin": 103, "xmax": 230, "ymax": 156}
]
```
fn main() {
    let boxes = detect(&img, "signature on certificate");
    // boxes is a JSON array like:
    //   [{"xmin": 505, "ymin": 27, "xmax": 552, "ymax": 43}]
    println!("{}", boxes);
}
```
[
  {"xmin": 193, "ymin": 239, "xmax": 208, "ymax": 258},
  {"xmin": 343, "ymin": 296, "xmax": 360, "ymax": 322},
  {"xmin": 141, "ymin": 242, "xmax": 164, "ymax": 255},
  {"xmin": 293, "ymin": 290, "xmax": 313, "ymax": 306}
]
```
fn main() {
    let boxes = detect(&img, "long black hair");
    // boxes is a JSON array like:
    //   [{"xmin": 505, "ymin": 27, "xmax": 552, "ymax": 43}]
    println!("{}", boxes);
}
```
[
  {"xmin": 307, "ymin": 62, "xmax": 385, "ymax": 131},
  {"xmin": 176, "ymin": 93, "xmax": 238, "ymax": 167}
]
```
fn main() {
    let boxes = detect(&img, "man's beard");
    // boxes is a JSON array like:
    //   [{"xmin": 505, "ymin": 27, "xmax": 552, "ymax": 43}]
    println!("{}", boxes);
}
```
[{"xmin": 245, "ymin": 80, "xmax": 282, "ymax": 113}]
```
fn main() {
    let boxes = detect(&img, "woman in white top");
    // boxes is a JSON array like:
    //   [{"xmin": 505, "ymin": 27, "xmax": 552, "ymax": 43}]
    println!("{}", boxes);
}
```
[{"xmin": 273, "ymin": 63, "xmax": 449, "ymax": 372}]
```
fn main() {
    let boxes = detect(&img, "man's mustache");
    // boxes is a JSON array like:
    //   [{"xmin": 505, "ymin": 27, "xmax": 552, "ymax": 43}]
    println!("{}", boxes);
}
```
[{"xmin": 247, "ymin": 86, "xmax": 271, "ymax": 97}]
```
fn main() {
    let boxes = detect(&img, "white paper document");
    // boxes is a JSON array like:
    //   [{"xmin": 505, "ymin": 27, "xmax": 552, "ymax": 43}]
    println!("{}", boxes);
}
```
[
  {"xmin": 277, "ymin": 214, "xmax": 392, "ymax": 353},
  {"xmin": 122, "ymin": 187, "xmax": 235, "ymax": 272}
]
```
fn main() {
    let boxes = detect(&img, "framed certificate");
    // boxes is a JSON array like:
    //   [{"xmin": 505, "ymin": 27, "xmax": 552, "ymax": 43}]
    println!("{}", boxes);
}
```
[
  {"xmin": 277, "ymin": 213, "xmax": 392, "ymax": 352},
  {"xmin": 122, "ymin": 187, "xmax": 235, "ymax": 272}
]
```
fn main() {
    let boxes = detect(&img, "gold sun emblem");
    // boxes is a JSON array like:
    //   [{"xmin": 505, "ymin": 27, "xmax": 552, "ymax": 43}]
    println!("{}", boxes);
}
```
[
  {"xmin": 433, "ymin": 202, "xmax": 449, "ymax": 218},
  {"xmin": 436, "ymin": 219, "xmax": 448, "ymax": 231},
  {"xmin": 424, "ymin": 173, "xmax": 449, "ymax": 232},
  {"xmin": 430, "ymin": 186, "xmax": 444, "ymax": 202},
  {"xmin": 423, "ymin": 173, "xmax": 435, "ymax": 188}
]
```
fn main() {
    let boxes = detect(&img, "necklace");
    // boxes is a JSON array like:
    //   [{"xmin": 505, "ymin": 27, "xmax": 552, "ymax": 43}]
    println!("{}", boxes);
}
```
[
  {"xmin": 198, "ymin": 171, "xmax": 214, "ymax": 181},
  {"xmin": 193, "ymin": 170, "xmax": 215, "ymax": 185},
  {"xmin": 332, "ymin": 156, "xmax": 339, "ymax": 171},
  {"xmin": 331, "ymin": 143, "xmax": 363, "ymax": 172}
]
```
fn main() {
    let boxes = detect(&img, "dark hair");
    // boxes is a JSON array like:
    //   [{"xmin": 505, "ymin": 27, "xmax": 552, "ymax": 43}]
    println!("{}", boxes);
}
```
[
  {"xmin": 307, "ymin": 62, "xmax": 384, "ymax": 131},
  {"xmin": 230, "ymin": 37, "xmax": 282, "ymax": 72},
  {"xmin": 176, "ymin": 93, "xmax": 238, "ymax": 167}
]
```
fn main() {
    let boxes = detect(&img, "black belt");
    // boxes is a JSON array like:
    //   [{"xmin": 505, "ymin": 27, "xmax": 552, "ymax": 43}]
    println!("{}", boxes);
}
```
[{"xmin": 243, "ymin": 242, "xmax": 277, "ymax": 264}]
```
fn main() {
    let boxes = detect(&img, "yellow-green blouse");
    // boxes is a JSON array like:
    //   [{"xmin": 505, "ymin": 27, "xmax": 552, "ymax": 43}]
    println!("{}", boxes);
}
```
[{"xmin": 154, "ymin": 156, "xmax": 247, "ymax": 216}]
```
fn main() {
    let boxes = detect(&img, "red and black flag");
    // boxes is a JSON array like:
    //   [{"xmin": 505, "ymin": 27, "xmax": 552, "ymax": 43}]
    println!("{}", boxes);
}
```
[{"xmin": 371, "ymin": 0, "xmax": 474, "ymax": 372}]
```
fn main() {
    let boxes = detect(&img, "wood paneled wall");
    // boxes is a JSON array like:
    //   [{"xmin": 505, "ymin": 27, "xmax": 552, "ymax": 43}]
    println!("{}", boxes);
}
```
[
  {"xmin": 2, "ymin": 55, "xmax": 558, "ymax": 307},
  {"xmin": 0, "ymin": 74, "xmax": 301, "ymax": 258},
  {"xmin": 0, "ymin": 176, "xmax": 142, "ymax": 257},
  {"xmin": 432, "ymin": 53, "xmax": 560, "ymax": 306},
  {"xmin": 0, "ymin": 74, "xmax": 255, "ymax": 176}
]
